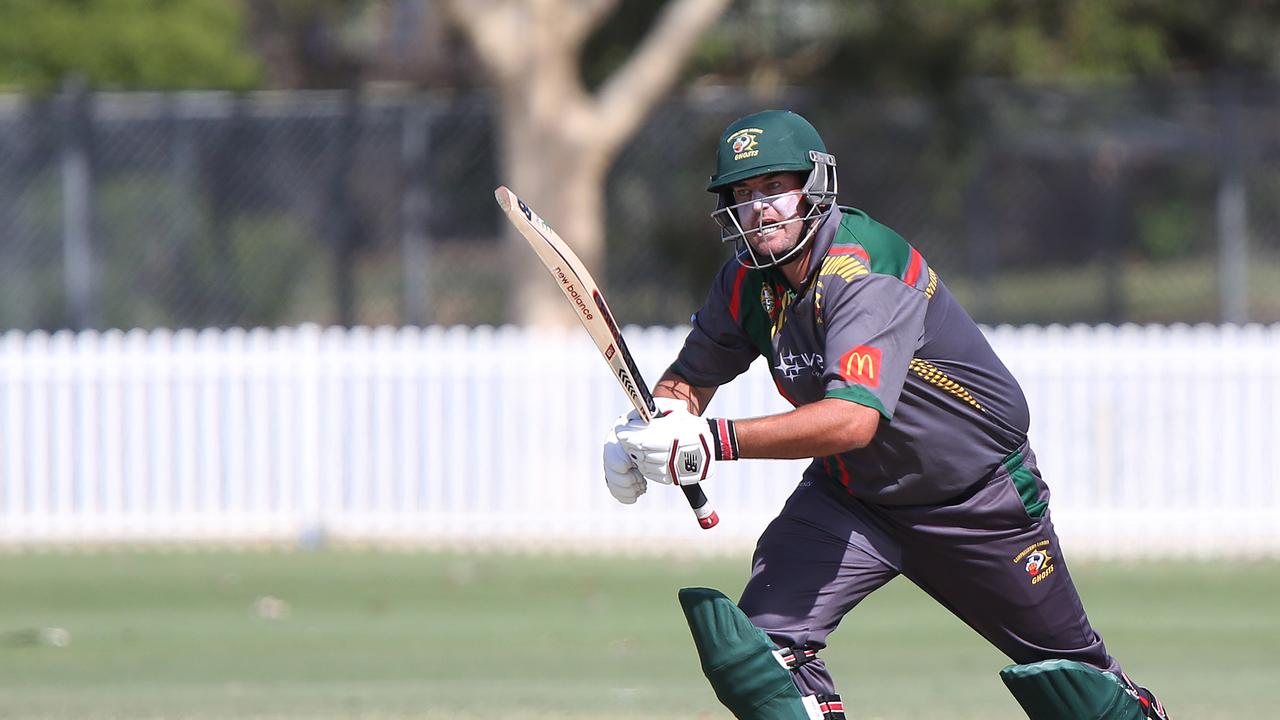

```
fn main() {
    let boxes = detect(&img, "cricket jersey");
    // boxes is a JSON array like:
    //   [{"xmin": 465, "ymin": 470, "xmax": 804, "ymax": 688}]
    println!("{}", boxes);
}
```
[{"xmin": 671, "ymin": 206, "xmax": 1033, "ymax": 505}]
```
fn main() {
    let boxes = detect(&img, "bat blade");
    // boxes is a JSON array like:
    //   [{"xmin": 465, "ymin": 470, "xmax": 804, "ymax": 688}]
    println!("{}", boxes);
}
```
[{"xmin": 495, "ymin": 185, "xmax": 718, "ymax": 529}]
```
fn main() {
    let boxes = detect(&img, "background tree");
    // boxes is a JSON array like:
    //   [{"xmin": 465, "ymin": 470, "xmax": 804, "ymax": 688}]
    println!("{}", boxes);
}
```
[
  {"xmin": 442, "ymin": 0, "xmax": 732, "ymax": 325},
  {"xmin": 700, "ymin": 0, "xmax": 1280, "ymax": 94},
  {"xmin": 0, "ymin": 0, "xmax": 260, "ymax": 92}
]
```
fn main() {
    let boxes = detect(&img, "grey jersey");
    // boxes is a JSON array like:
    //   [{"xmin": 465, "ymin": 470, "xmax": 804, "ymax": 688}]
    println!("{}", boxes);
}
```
[{"xmin": 672, "ymin": 206, "xmax": 1031, "ymax": 504}]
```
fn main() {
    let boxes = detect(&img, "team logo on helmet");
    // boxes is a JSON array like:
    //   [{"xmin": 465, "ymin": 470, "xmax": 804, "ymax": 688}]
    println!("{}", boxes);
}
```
[
  {"xmin": 728, "ymin": 128, "xmax": 762, "ymax": 161},
  {"xmin": 1013, "ymin": 540, "xmax": 1056, "ymax": 585}
]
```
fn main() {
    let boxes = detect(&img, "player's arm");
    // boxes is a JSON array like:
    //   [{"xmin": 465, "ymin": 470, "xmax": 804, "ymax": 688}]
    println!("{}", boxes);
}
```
[
  {"xmin": 618, "ymin": 397, "xmax": 882, "ymax": 487},
  {"xmin": 653, "ymin": 369, "xmax": 717, "ymax": 416},
  {"xmin": 620, "ymin": 270, "xmax": 925, "ymax": 486},
  {"xmin": 655, "ymin": 374, "xmax": 879, "ymax": 458},
  {"xmin": 732, "ymin": 398, "xmax": 879, "ymax": 459}
]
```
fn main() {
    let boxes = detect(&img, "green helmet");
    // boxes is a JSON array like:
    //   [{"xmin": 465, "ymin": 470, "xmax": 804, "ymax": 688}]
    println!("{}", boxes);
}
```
[
  {"xmin": 706, "ymin": 109, "xmax": 835, "ymax": 192},
  {"xmin": 707, "ymin": 110, "xmax": 838, "ymax": 269}
]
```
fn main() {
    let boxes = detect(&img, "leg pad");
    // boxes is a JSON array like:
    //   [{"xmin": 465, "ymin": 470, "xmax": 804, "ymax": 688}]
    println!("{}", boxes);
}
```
[
  {"xmin": 679, "ymin": 587, "xmax": 814, "ymax": 720},
  {"xmin": 1000, "ymin": 659, "xmax": 1147, "ymax": 720}
]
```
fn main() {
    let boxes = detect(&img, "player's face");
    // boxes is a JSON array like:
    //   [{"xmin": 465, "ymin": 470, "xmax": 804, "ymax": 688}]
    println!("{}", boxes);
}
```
[{"xmin": 729, "ymin": 172, "xmax": 809, "ymax": 260}]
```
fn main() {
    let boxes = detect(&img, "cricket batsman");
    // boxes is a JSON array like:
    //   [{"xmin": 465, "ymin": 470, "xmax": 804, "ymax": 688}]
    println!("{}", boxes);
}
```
[{"xmin": 603, "ymin": 110, "xmax": 1170, "ymax": 720}]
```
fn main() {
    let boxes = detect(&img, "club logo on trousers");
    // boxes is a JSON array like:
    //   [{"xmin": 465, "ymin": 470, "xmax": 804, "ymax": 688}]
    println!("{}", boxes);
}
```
[
  {"xmin": 1025, "ymin": 551, "xmax": 1048, "ymax": 575},
  {"xmin": 1013, "ymin": 540, "xmax": 1056, "ymax": 585}
]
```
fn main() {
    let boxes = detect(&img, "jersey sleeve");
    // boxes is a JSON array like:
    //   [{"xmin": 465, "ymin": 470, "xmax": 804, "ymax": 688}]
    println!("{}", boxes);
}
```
[
  {"xmin": 669, "ymin": 263, "xmax": 762, "ymax": 388},
  {"xmin": 818, "ymin": 272, "xmax": 927, "ymax": 420}
]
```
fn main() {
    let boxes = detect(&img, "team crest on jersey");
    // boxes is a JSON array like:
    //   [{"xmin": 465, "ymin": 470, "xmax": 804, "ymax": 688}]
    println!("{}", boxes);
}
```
[
  {"xmin": 1013, "ymin": 540, "xmax": 1056, "ymax": 585},
  {"xmin": 728, "ymin": 128, "xmax": 762, "ymax": 161},
  {"xmin": 760, "ymin": 285, "xmax": 777, "ymax": 321}
]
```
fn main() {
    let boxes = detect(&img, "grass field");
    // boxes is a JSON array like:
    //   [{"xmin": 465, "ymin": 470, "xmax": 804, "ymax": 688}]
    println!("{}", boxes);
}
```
[{"xmin": 0, "ymin": 550, "xmax": 1276, "ymax": 719}]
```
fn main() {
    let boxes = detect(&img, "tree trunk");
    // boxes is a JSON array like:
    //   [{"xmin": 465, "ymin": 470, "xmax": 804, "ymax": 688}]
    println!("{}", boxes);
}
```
[
  {"xmin": 499, "ymin": 111, "xmax": 609, "ymax": 325},
  {"xmin": 445, "ymin": 0, "xmax": 732, "ymax": 325}
]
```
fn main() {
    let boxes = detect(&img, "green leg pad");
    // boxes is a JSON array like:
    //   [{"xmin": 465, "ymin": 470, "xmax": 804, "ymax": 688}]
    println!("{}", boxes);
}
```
[
  {"xmin": 678, "ymin": 587, "xmax": 812, "ymax": 720},
  {"xmin": 1000, "ymin": 660, "xmax": 1145, "ymax": 720}
]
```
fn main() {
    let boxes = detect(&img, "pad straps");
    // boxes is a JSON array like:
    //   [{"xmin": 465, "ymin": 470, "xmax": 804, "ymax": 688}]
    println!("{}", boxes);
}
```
[
  {"xmin": 772, "ymin": 645, "xmax": 819, "ymax": 671},
  {"xmin": 777, "ymin": 646, "xmax": 845, "ymax": 720},
  {"xmin": 800, "ymin": 693, "xmax": 846, "ymax": 720}
]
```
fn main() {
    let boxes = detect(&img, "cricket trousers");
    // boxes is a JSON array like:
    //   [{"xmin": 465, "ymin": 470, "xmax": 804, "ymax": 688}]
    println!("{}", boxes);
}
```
[{"xmin": 737, "ymin": 443, "xmax": 1120, "ymax": 697}]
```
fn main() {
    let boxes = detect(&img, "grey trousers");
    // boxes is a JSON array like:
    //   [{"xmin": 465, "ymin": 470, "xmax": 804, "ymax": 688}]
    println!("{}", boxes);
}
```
[{"xmin": 737, "ymin": 446, "xmax": 1120, "ymax": 696}]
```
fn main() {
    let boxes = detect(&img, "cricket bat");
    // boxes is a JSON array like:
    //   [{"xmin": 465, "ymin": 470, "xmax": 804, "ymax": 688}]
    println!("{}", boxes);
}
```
[{"xmin": 494, "ymin": 185, "xmax": 719, "ymax": 530}]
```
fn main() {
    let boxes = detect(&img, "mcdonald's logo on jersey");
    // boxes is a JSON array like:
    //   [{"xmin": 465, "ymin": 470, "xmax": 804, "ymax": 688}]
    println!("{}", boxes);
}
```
[{"xmin": 838, "ymin": 345, "xmax": 882, "ymax": 387}]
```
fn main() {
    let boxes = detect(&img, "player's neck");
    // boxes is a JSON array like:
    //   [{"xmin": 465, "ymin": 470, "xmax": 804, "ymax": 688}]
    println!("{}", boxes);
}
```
[{"xmin": 778, "ymin": 246, "xmax": 812, "ymax": 292}]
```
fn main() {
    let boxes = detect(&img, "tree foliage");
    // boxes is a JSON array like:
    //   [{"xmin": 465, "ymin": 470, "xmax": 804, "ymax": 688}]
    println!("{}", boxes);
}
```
[
  {"xmin": 0, "ymin": 0, "xmax": 260, "ymax": 92},
  {"xmin": 695, "ymin": 0, "xmax": 1280, "ymax": 95},
  {"xmin": 443, "ymin": 0, "xmax": 732, "ymax": 324}
]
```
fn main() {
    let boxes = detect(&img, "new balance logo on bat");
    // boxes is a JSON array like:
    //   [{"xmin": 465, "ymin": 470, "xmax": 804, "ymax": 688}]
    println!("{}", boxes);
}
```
[{"xmin": 552, "ymin": 265, "xmax": 594, "ymax": 320}]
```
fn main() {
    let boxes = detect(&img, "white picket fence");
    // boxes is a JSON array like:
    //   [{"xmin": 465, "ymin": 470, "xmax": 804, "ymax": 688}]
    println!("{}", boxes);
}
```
[{"xmin": 0, "ymin": 324, "xmax": 1277, "ymax": 557}]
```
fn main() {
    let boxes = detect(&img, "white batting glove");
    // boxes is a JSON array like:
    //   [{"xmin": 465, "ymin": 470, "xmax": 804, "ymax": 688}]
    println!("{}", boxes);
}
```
[
  {"xmin": 604, "ymin": 418, "xmax": 647, "ymax": 504},
  {"xmin": 616, "ymin": 407, "xmax": 739, "ymax": 487},
  {"xmin": 635, "ymin": 396, "xmax": 690, "ymax": 423},
  {"xmin": 602, "ymin": 398, "xmax": 690, "ymax": 504}
]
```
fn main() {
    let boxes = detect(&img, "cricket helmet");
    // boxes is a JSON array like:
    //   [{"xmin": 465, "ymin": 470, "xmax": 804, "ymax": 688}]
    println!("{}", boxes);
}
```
[{"xmin": 707, "ymin": 110, "xmax": 838, "ymax": 269}]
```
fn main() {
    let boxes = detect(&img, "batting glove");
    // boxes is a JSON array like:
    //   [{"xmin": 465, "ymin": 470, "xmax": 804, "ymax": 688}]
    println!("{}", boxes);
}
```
[
  {"xmin": 602, "ymin": 398, "xmax": 688, "ymax": 504},
  {"xmin": 616, "ymin": 406, "xmax": 738, "ymax": 487}
]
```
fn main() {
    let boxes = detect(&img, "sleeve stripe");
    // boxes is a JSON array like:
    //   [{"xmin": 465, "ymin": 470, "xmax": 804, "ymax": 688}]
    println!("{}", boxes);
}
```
[
  {"xmin": 827, "ymin": 245, "xmax": 871, "ymax": 265},
  {"xmin": 903, "ymin": 248, "xmax": 923, "ymax": 286},
  {"xmin": 824, "ymin": 385, "xmax": 891, "ymax": 421},
  {"xmin": 728, "ymin": 265, "xmax": 748, "ymax": 323},
  {"xmin": 832, "ymin": 454, "xmax": 853, "ymax": 489}
]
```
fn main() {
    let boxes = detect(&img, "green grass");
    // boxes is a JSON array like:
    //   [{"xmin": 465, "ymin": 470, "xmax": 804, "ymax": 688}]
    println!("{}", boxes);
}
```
[{"xmin": 0, "ymin": 550, "xmax": 1276, "ymax": 719}]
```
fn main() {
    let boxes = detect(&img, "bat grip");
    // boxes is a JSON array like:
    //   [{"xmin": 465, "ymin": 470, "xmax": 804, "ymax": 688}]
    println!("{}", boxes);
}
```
[
  {"xmin": 649, "ymin": 402, "xmax": 718, "ymax": 530},
  {"xmin": 680, "ymin": 483, "xmax": 719, "ymax": 529}
]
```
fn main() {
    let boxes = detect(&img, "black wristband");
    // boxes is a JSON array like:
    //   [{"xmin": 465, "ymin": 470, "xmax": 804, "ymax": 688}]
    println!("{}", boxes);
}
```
[{"xmin": 706, "ymin": 418, "xmax": 739, "ymax": 461}]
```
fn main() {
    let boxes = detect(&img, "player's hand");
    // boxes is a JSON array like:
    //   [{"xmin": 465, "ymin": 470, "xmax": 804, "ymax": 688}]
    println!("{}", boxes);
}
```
[
  {"xmin": 603, "ymin": 416, "xmax": 647, "ymax": 504},
  {"xmin": 602, "ymin": 398, "xmax": 688, "ymax": 504},
  {"xmin": 616, "ymin": 407, "xmax": 738, "ymax": 487}
]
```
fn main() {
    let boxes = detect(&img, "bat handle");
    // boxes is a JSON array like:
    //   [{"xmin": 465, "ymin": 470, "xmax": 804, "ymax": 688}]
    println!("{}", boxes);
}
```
[
  {"xmin": 645, "ymin": 401, "xmax": 718, "ymax": 529},
  {"xmin": 680, "ymin": 483, "xmax": 719, "ymax": 529}
]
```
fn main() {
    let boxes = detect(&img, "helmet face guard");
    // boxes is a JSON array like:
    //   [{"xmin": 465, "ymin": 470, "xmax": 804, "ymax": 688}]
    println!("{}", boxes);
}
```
[{"xmin": 710, "ymin": 150, "xmax": 838, "ymax": 269}]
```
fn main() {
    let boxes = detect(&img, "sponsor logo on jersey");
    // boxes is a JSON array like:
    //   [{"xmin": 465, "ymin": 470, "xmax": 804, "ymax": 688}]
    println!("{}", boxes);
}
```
[
  {"xmin": 1013, "ymin": 540, "xmax": 1056, "ymax": 585},
  {"xmin": 838, "ymin": 345, "xmax": 882, "ymax": 387},
  {"xmin": 774, "ymin": 348, "xmax": 823, "ymax": 380},
  {"xmin": 728, "ymin": 128, "xmax": 762, "ymax": 161}
]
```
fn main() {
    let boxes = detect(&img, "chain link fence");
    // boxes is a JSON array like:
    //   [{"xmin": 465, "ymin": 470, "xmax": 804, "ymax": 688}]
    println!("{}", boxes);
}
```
[{"xmin": 1, "ymin": 79, "xmax": 1278, "ymax": 330}]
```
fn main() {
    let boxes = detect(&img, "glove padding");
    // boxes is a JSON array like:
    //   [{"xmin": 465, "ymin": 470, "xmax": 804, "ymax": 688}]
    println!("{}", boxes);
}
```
[
  {"xmin": 617, "ymin": 406, "xmax": 733, "ymax": 487},
  {"xmin": 602, "ymin": 397, "xmax": 688, "ymax": 504}
]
